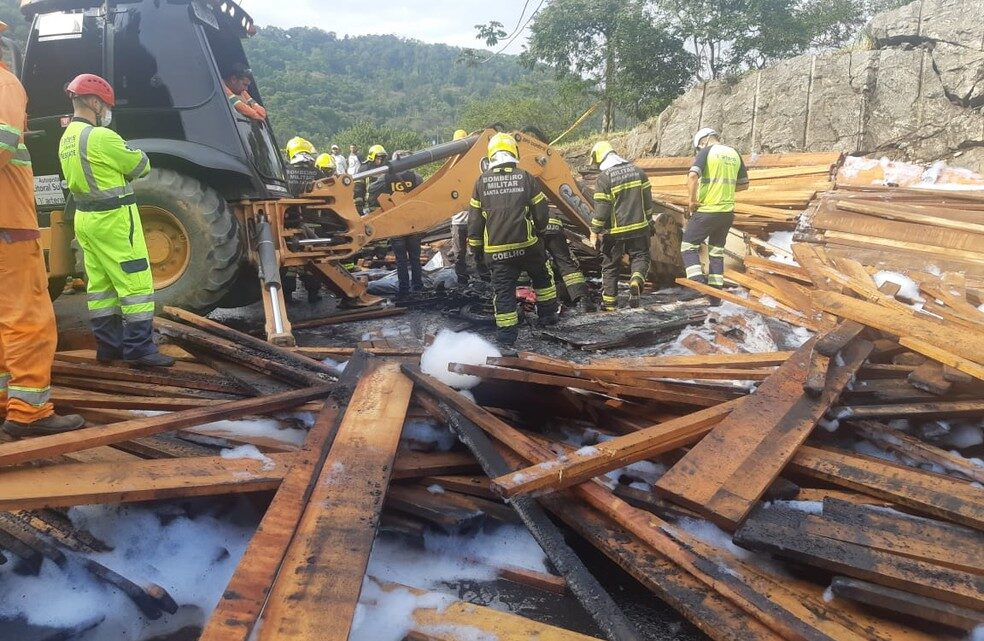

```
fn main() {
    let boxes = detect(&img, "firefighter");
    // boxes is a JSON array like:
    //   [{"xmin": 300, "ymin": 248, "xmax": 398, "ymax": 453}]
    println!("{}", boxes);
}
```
[
  {"xmin": 589, "ymin": 141, "xmax": 653, "ymax": 311},
  {"xmin": 59, "ymin": 73, "xmax": 175, "ymax": 368},
  {"xmin": 368, "ymin": 150, "xmax": 425, "ymax": 298},
  {"xmin": 468, "ymin": 133, "xmax": 558, "ymax": 346},
  {"xmin": 222, "ymin": 63, "xmax": 266, "ymax": 122},
  {"xmin": 683, "ymin": 128, "xmax": 748, "ymax": 290},
  {"xmin": 541, "ymin": 206, "xmax": 592, "ymax": 312},
  {"xmin": 353, "ymin": 143, "xmax": 387, "ymax": 214},
  {"xmin": 285, "ymin": 137, "xmax": 317, "ymax": 165},
  {"xmin": 0, "ymin": 22, "xmax": 85, "ymax": 436},
  {"xmin": 315, "ymin": 153, "xmax": 336, "ymax": 177}
]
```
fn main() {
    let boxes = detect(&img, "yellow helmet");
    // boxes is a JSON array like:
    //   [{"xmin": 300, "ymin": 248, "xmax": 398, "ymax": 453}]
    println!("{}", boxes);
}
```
[
  {"xmin": 366, "ymin": 144, "xmax": 387, "ymax": 162},
  {"xmin": 285, "ymin": 137, "xmax": 316, "ymax": 161},
  {"xmin": 453, "ymin": 129, "xmax": 468, "ymax": 141},
  {"xmin": 315, "ymin": 153, "xmax": 336, "ymax": 172},
  {"xmin": 590, "ymin": 141, "xmax": 614, "ymax": 165},
  {"xmin": 487, "ymin": 132, "xmax": 518, "ymax": 161}
]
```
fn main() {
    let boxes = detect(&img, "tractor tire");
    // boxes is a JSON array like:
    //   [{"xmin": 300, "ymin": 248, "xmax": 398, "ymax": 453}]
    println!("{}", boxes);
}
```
[
  {"xmin": 132, "ymin": 168, "xmax": 243, "ymax": 313},
  {"xmin": 649, "ymin": 212, "xmax": 684, "ymax": 289}
]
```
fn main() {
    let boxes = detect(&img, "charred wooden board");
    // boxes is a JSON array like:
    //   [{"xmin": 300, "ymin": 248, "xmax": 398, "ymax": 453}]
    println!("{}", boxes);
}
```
[
  {"xmin": 654, "ymin": 339, "xmax": 871, "ymax": 529},
  {"xmin": 540, "ymin": 310, "xmax": 705, "ymax": 351}
]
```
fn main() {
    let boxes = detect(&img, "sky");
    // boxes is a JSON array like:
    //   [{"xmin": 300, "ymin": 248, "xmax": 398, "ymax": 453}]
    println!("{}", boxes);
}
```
[{"xmin": 238, "ymin": 0, "xmax": 536, "ymax": 53}]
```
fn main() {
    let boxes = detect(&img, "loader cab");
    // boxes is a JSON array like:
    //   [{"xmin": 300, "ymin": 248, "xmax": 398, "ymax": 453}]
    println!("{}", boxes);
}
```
[
  {"xmin": 18, "ymin": 0, "xmax": 289, "ymax": 207},
  {"xmin": 1, "ymin": 35, "xmax": 23, "ymax": 75}
]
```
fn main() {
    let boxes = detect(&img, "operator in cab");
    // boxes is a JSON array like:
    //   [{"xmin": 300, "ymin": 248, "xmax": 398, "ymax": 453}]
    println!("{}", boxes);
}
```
[
  {"xmin": 368, "ymin": 150, "xmax": 425, "ymax": 299},
  {"xmin": 58, "ymin": 74, "xmax": 175, "ymax": 369},
  {"xmin": 589, "ymin": 141, "xmax": 653, "ymax": 311},
  {"xmin": 682, "ymin": 128, "xmax": 748, "ymax": 293},
  {"xmin": 222, "ymin": 62, "xmax": 266, "ymax": 122},
  {"xmin": 0, "ymin": 21, "xmax": 86, "ymax": 437},
  {"xmin": 468, "ymin": 133, "xmax": 559, "ymax": 346}
]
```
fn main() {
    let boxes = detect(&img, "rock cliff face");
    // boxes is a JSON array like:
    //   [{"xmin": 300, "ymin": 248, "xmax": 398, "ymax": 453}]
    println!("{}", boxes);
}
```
[{"xmin": 576, "ymin": 0, "xmax": 983, "ymax": 171}]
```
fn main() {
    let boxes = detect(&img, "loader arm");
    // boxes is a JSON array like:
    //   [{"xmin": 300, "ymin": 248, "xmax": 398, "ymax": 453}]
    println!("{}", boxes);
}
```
[{"xmin": 362, "ymin": 129, "xmax": 594, "ymax": 242}]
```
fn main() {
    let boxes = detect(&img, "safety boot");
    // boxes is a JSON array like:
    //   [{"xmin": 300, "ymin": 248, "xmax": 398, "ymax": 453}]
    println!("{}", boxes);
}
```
[
  {"xmin": 628, "ymin": 279, "xmax": 643, "ymax": 309},
  {"xmin": 127, "ymin": 352, "xmax": 176, "ymax": 369},
  {"xmin": 576, "ymin": 296, "xmax": 596, "ymax": 314},
  {"xmin": 496, "ymin": 328, "xmax": 519, "ymax": 347},
  {"xmin": 3, "ymin": 413, "xmax": 86, "ymax": 437}
]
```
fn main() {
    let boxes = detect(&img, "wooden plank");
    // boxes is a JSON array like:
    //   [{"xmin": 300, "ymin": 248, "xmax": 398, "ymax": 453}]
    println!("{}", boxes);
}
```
[
  {"xmin": 837, "ymin": 199, "xmax": 984, "ymax": 236},
  {"xmin": 198, "ymin": 399, "xmax": 345, "ymax": 641},
  {"xmin": 813, "ymin": 290, "xmax": 984, "ymax": 365},
  {"xmin": 258, "ymin": 360, "xmax": 413, "ymax": 641},
  {"xmin": 742, "ymin": 256, "xmax": 814, "ymax": 284},
  {"xmin": 830, "ymin": 576, "xmax": 984, "ymax": 631},
  {"xmin": 676, "ymin": 278, "xmax": 823, "ymax": 331},
  {"xmin": 491, "ymin": 399, "xmax": 739, "ymax": 498},
  {"xmin": 844, "ymin": 400, "xmax": 984, "ymax": 419},
  {"xmin": 655, "ymin": 339, "xmax": 871, "ymax": 529},
  {"xmin": 733, "ymin": 506, "xmax": 984, "ymax": 610},
  {"xmin": 821, "ymin": 231, "xmax": 984, "ymax": 265},
  {"xmin": 291, "ymin": 306, "xmax": 406, "ymax": 329},
  {"xmin": 419, "ymin": 475, "xmax": 497, "ymax": 499},
  {"xmin": 447, "ymin": 362, "xmax": 736, "ymax": 407},
  {"xmin": 801, "ymin": 500, "xmax": 984, "ymax": 575},
  {"xmin": 849, "ymin": 420, "xmax": 984, "ymax": 484},
  {"xmin": 790, "ymin": 446, "xmax": 984, "ymax": 531},
  {"xmin": 50, "ymin": 360, "xmax": 248, "ymax": 395},
  {"xmin": 161, "ymin": 306, "xmax": 337, "ymax": 376},
  {"xmin": 487, "ymin": 356, "xmax": 774, "ymax": 382},
  {"xmin": 907, "ymin": 362, "xmax": 952, "ymax": 395},
  {"xmin": 898, "ymin": 336, "xmax": 984, "ymax": 382},
  {"xmin": 391, "ymin": 450, "xmax": 480, "ymax": 480},
  {"xmin": 0, "ymin": 386, "xmax": 332, "ymax": 468},
  {"xmin": 586, "ymin": 352, "xmax": 794, "ymax": 369},
  {"xmin": 802, "ymin": 349, "xmax": 831, "ymax": 398},
  {"xmin": 0, "ymin": 454, "xmax": 288, "ymax": 510}
]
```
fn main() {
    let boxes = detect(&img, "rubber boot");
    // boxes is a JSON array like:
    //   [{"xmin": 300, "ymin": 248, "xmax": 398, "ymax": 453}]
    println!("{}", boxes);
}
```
[
  {"xmin": 577, "ymin": 296, "xmax": 596, "ymax": 314},
  {"xmin": 3, "ymin": 413, "xmax": 86, "ymax": 437},
  {"xmin": 127, "ymin": 352, "xmax": 176, "ymax": 369}
]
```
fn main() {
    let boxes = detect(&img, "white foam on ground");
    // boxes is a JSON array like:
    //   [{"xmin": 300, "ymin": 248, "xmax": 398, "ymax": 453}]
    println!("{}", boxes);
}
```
[
  {"xmin": 823, "ymin": 586, "xmax": 835, "ymax": 603},
  {"xmin": 320, "ymin": 357, "xmax": 348, "ymax": 374},
  {"xmin": 676, "ymin": 517, "xmax": 751, "ymax": 560},
  {"xmin": 220, "ymin": 444, "xmax": 275, "ymax": 471},
  {"xmin": 765, "ymin": 232, "xmax": 798, "ymax": 265},
  {"xmin": 0, "ymin": 503, "xmax": 259, "ymax": 640},
  {"xmin": 971, "ymin": 624, "xmax": 984, "ymax": 641},
  {"xmin": 941, "ymin": 423, "xmax": 984, "ymax": 450},
  {"xmin": 420, "ymin": 330, "xmax": 501, "ymax": 390},
  {"xmin": 872, "ymin": 271, "xmax": 923, "ymax": 302},
  {"xmin": 771, "ymin": 500, "xmax": 823, "ymax": 515},
  {"xmin": 194, "ymin": 417, "xmax": 307, "ymax": 447},
  {"xmin": 402, "ymin": 418, "xmax": 457, "ymax": 451},
  {"xmin": 349, "ymin": 580, "xmax": 454, "ymax": 641},
  {"xmin": 615, "ymin": 460, "xmax": 667, "ymax": 485}
]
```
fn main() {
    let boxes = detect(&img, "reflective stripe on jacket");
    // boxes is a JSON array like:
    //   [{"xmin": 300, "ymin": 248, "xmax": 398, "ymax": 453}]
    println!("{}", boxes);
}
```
[
  {"xmin": 591, "ymin": 161, "xmax": 652, "ymax": 237},
  {"xmin": 690, "ymin": 144, "xmax": 748, "ymax": 213},
  {"xmin": 58, "ymin": 119, "xmax": 150, "ymax": 211},
  {"xmin": 0, "ymin": 64, "xmax": 38, "ymax": 231},
  {"xmin": 467, "ymin": 165, "xmax": 549, "ymax": 256}
]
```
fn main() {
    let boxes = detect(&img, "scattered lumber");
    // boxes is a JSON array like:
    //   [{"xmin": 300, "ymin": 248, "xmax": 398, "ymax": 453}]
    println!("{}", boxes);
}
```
[
  {"xmin": 654, "ymin": 339, "xmax": 872, "ymax": 529},
  {"xmin": 291, "ymin": 305, "xmax": 406, "ymax": 329},
  {"xmin": 257, "ymin": 360, "xmax": 413, "ymax": 641}
]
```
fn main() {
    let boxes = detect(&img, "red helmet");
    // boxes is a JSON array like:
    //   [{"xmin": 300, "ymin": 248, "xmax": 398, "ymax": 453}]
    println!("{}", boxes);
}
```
[{"xmin": 66, "ymin": 74, "xmax": 115, "ymax": 107}]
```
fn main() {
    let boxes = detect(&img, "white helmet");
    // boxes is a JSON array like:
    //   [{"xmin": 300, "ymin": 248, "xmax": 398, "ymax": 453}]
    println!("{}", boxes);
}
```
[{"xmin": 693, "ymin": 127, "xmax": 718, "ymax": 149}]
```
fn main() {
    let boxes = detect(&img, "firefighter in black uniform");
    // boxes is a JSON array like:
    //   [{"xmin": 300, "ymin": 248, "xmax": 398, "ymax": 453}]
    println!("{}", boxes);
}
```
[
  {"xmin": 468, "ymin": 133, "xmax": 559, "ymax": 346},
  {"xmin": 541, "ymin": 207, "xmax": 592, "ymax": 312},
  {"xmin": 589, "ymin": 141, "xmax": 653, "ymax": 311},
  {"xmin": 368, "ymin": 150, "xmax": 425, "ymax": 298}
]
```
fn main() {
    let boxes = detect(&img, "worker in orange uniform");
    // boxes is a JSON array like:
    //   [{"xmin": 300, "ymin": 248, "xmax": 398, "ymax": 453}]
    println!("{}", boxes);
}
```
[
  {"xmin": 0, "ymin": 21, "xmax": 85, "ymax": 437},
  {"xmin": 222, "ymin": 63, "xmax": 267, "ymax": 122}
]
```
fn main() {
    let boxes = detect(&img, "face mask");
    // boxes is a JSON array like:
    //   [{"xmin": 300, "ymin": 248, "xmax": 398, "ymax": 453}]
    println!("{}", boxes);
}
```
[{"xmin": 99, "ymin": 108, "xmax": 113, "ymax": 127}]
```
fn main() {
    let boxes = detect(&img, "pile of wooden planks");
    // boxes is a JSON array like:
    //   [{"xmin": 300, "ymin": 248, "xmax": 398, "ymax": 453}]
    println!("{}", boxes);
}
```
[{"xmin": 798, "ymin": 187, "xmax": 984, "ymax": 280}]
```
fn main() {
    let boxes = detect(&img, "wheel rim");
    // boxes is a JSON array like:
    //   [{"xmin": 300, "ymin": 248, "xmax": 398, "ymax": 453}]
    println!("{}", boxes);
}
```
[{"xmin": 141, "ymin": 206, "xmax": 191, "ymax": 289}]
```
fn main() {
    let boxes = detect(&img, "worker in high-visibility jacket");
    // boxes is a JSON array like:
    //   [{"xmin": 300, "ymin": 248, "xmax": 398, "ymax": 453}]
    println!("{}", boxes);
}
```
[
  {"xmin": 468, "ymin": 133, "xmax": 558, "ymax": 346},
  {"xmin": 0, "ymin": 22, "xmax": 85, "ymax": 437},
  {"xmin": 589, "ymin": 141, "xmax": 653, "ymax": 311},
  {"xmin": 58, "ymin": 74, "xmax": 174, "ymax": 369},
  {"xmin": 683, "ymin": 128, "xmax": 748, "ymax": 290}
]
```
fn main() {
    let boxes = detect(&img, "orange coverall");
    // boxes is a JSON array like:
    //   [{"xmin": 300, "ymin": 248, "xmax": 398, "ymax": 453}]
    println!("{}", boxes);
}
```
[{"xmin": 0, "ymin": 62, "xmax": 57, "ymax": 423}]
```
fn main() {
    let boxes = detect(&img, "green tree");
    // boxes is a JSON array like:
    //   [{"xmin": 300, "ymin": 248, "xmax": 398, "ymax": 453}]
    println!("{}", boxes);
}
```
[
  {"xmin": 516, "ymin": 0, "xmax": 694, "ymax": 131},
  {"xmin": 651, "ymin": 0, "xmax": 872, "ymax": 79}
]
